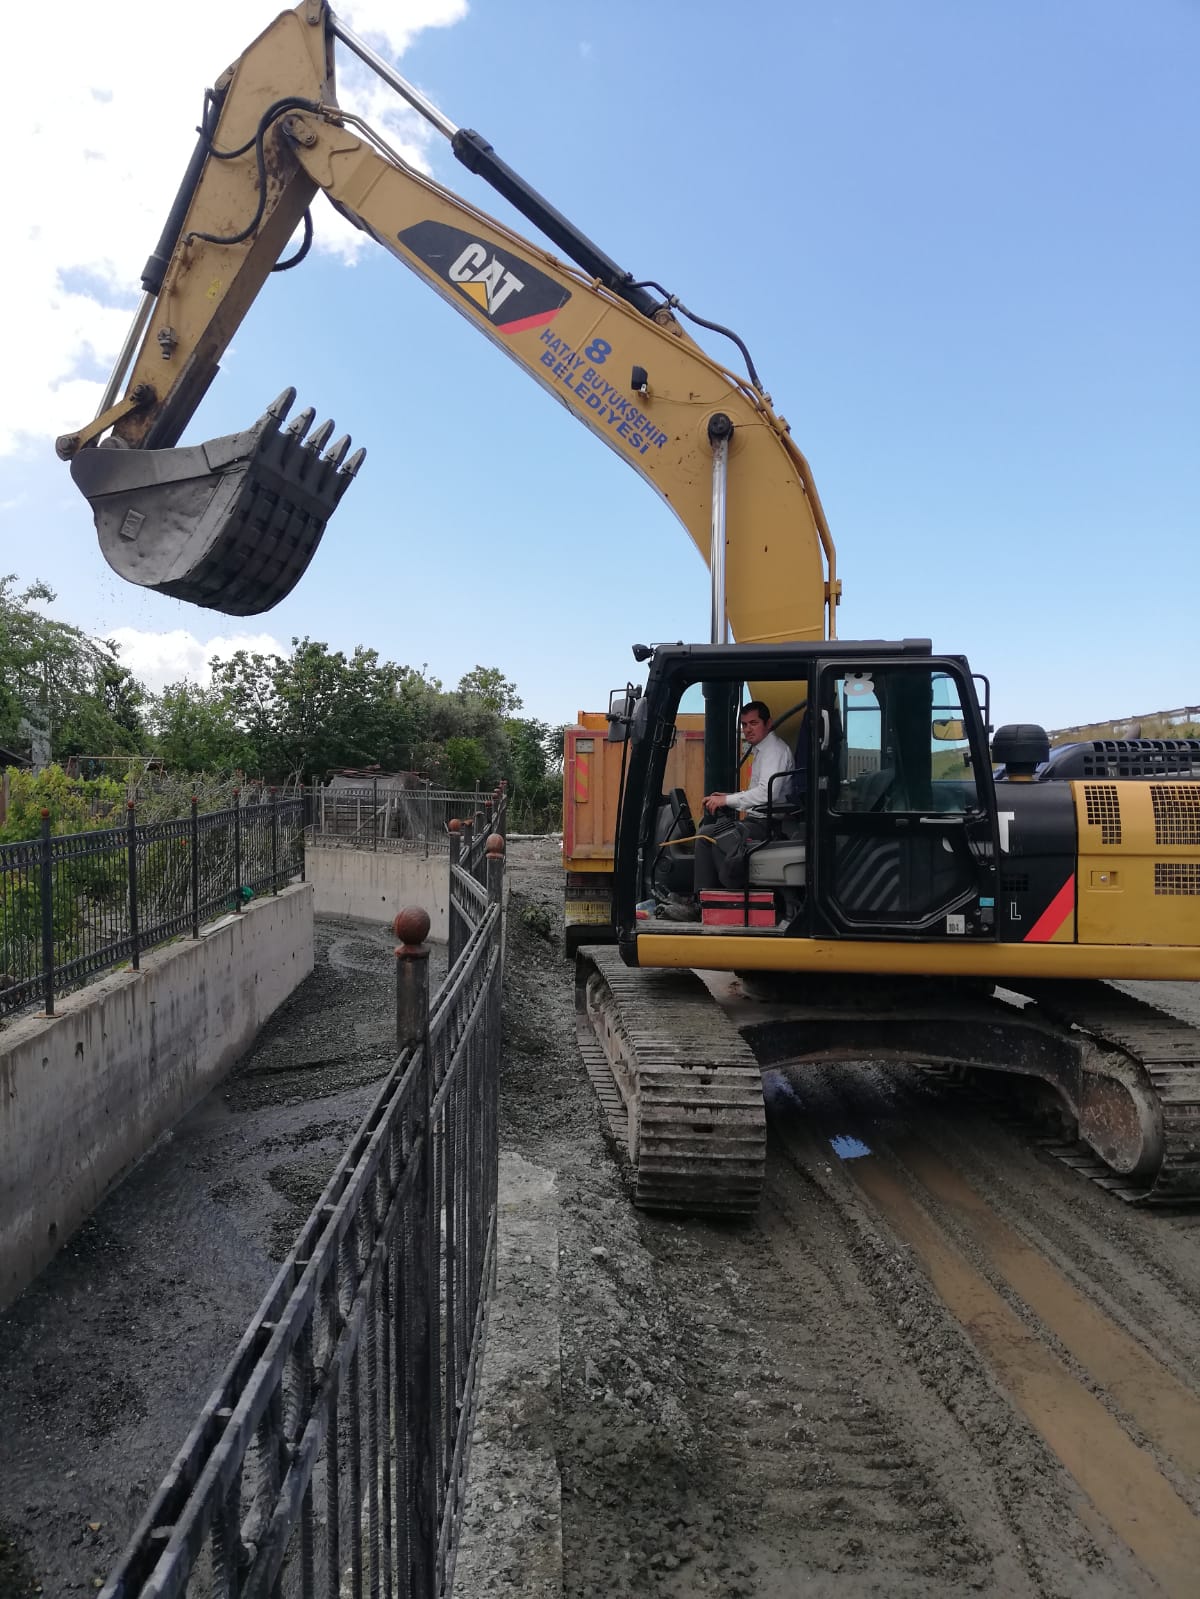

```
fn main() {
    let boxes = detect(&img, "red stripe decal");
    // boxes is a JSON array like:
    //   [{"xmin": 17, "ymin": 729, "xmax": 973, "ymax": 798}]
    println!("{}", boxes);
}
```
[
  {"xmin": 497, "ymin": 308, "xmax": 563, "ymax": 335},
  {"xmin": 1023, "ymin": 874, "xmax": 1076, "ymax": 942}
]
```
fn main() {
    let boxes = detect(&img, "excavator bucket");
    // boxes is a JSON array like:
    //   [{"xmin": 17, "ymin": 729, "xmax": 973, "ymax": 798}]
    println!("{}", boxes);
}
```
[{"xmin": 70, "ymin": 389, "xmax": 366, "ymax": 616}]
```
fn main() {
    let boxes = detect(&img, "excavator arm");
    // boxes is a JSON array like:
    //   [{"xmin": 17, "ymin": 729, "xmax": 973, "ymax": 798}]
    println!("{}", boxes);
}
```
[{"xmin": 63, "ymin": 1, "xmax": 839, "ymax": 639}]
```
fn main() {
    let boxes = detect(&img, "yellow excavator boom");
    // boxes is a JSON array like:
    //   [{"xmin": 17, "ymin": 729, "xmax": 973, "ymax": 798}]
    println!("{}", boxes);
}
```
[{"xmin": 62, "ymin": 0, "xmax": 838, "ymax": 642}]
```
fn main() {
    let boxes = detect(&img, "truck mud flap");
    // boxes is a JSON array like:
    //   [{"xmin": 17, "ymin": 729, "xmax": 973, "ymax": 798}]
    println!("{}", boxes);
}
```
[{"xmin": 70, "ymin": 389, "xmax": 365, "ymax": 616}]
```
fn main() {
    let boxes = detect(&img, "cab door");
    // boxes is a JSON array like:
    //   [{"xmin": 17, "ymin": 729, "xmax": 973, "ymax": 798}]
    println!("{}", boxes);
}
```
[{"xmin": 809, "ymin": 659, "xmax": 998, "ymax": 939}]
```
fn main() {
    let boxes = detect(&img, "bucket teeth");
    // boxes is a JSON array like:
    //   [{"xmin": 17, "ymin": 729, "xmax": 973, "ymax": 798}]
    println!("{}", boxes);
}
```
[
  {"xmin": 285, "ymin": 405, "xmax": 316, "ymax": 441},
  {"xmin": 267, "ymin": 387, "xmax": 298, "ymax": 419},
  {"xmin": 323, "ymin": 433, "xmax": 351, "ymax": 469},
  {"xmin": 71, "ymin": 390, "xmax": 366, "ymax": 616},
  {"xmin": 305, "ymin": 419, "xmax": 335, "ymax": 455}
]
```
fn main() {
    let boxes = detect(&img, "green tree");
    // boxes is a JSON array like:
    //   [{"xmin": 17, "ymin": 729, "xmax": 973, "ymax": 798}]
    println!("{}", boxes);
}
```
[
  {"xmin": 212, "ymin": 639, "xmax": 436, "ymax": 779},
  {"xmin": 456, "ymin": 665, "xmax": 523, "ymax": 717},
  {"xmin": 151, "ymin": 681, "xmax": 255, "ymax": 774},
  {"xmin": 0, "ymin": 576, "xmax": 148, "ymax": 759},
  {"xmin": 437, "ymin": 735, "xmax": 492, "ymax": 791},
  {"xmin": 502, "ymin": 717, "xmax": 565, "ymax": 831}
]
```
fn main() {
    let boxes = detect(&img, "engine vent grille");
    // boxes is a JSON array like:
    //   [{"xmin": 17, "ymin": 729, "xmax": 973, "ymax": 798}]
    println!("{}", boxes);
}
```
[
  {"xmin": 1155, "ymin": 863, "xmax": 1200, "ymax": 896},
  {"xmin": 1084, "ymin": 784, "xmax": 1122, "ymax": 845},
  {"xmin": 1151, "ymin": 785, "xmax": 1200, "ymax": 846},
  {"xmin": 1001, "ymin": 873, "xmax": 1030, "ymax": 893},
  {"xmin": 1079, "ymin": 739, "xmax": 1200, "ymax": 778}
]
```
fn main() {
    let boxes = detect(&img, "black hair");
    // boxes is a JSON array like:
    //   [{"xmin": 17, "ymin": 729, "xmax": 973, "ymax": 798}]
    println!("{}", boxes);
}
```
[{"xmin": 741, "ymin": 700, "xmax": 771, "ymax": 724}]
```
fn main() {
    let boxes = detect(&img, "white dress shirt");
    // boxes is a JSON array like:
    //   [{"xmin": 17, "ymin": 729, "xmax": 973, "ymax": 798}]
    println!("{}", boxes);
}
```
[{"xmin": 726, "ymin": 729, "xmax": 793, "ymax": 815}]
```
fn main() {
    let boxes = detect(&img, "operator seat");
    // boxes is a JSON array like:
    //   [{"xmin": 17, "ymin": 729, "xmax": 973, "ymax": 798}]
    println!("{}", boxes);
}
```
[{"xmin": 746, "ymin": 713, "xmax": 811, "ymax": 888}]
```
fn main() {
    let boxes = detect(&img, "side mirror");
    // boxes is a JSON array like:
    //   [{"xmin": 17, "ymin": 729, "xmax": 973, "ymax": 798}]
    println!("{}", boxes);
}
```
[
  {"xmin": 606, "ymin": 685, "xmax": 643, "ymax": 743},
  {"xmin": 932, "ymin": 718, "xmax": 966, "ymax": 742}
]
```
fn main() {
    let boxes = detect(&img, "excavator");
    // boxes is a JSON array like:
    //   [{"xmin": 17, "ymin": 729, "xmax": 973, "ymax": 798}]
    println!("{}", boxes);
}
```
[{"xmin": 61, "ymin": 1, "xmax": 1200, "ymax": 1216}]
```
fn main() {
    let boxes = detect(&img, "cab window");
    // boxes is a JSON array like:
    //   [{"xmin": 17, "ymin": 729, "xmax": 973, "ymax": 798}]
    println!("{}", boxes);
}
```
[{"xmin": 830, "ymin": 668, "xmax": 977, "ymax": 815}]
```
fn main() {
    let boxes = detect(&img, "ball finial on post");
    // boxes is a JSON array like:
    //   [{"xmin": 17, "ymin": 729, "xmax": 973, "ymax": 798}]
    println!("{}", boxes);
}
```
[
  {"xmin": 394, "ymin": 906, "xmax": 431, "ymax": 1052},
  {"xmin": 393, "ymin": 906, "xmax": 431, "ymax": 949}
]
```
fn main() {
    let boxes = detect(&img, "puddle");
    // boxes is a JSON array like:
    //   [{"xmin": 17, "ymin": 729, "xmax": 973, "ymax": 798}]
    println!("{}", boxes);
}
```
[{"xmin": 829, "ymin": 1134, "xmax": 873, "ymax": 1161}]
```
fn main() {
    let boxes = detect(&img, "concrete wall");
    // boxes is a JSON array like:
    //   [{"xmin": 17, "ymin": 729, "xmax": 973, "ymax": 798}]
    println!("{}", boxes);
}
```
[
  {"xmin": 0, "ymin": 884, "xmax": 313, "ymax": 1311},
  {"xmin": 306, "ymin": 844, "xmax": 450, "ymax": 939}
]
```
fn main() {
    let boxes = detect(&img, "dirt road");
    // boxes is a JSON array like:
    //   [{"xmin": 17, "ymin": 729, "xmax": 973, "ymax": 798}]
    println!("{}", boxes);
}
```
[{"xmin": 481, "ymin": 840, "xmax": 1200, "ymax": 1598}]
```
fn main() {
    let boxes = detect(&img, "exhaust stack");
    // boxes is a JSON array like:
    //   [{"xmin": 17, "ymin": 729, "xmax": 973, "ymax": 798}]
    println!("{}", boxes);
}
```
[{"xmin": 70, "ymin": 390, "xmax": 365, "ymax": 616}]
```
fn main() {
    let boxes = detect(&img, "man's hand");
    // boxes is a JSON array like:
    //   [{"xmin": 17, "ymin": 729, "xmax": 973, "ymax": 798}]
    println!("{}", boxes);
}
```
[{"xmin": 703, "ymin": 792, "xmax": 729, "ymax": 816}]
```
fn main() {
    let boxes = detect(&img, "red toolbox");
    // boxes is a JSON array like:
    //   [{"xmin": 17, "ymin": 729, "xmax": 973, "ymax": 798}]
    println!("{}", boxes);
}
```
[{"xmin": 700, "ymin": 890, "xmax": 776, "ymax": 927}]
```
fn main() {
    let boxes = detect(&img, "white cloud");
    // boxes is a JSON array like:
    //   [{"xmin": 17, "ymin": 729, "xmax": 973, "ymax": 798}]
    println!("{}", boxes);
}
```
[
  {"xmin": 108, "ymin": 627, "xmax": 288, "ymax": 693},
  {"xmin": 6, "ymin": 1, "xmax": 468, "ymax": 454}
]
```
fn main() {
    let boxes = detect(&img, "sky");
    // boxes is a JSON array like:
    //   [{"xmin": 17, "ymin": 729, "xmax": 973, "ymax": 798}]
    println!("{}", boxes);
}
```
[{"xmin": 4, "ymin": 0, "xmax": 1197, "ymax": 734}]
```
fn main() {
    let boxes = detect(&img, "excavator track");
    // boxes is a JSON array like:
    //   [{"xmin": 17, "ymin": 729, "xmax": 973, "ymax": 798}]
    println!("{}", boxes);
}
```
[
  {"xmin": 574, "ymin": 947, "xmax": 765, "ymax": 1215},
  {"xmin": 725, "ymin": 973, "xmax": 1200, "ymax": 1209},
  {"xmin": 1003, "ymin": 981, "xmax": 1200, "ymax": 1204}
]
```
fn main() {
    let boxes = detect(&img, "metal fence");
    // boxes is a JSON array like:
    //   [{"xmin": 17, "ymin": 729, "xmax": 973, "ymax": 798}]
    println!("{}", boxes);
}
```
[
  {"xmin": 311, "ymin": 785, "xmax": 491, "ymax": 854},
  {"xmin": 0, "ymin": 793, "xmax": 304, "ymax": 1018},
  {"xmin": 99, "ymin": 799, "xmax": 508, "ymax": 1599},
  {"xmin": 1049, "ymin": 705, "xmax": 1200, "ymax": 742}
]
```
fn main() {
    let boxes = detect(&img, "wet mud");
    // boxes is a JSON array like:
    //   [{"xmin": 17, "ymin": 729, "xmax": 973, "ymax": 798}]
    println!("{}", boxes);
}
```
[{"xmin": 466, "ymin": 841, "xmax": 1200, "ymax": 1598}]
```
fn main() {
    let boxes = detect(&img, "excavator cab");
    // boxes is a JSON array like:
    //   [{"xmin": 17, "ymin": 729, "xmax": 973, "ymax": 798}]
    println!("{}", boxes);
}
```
[{"xmin": 613, "ymin": 639, "xmax": 998, "ymax": 950}]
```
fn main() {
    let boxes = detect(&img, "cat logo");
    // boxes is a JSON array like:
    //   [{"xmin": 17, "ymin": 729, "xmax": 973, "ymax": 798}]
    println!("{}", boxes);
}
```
[
  {"xmin": 398, "ymin": 220, "xmax": 571, "ymax": 335},
  {"xmin": 448, "ymin": 242, "xmax": 525, "ymax": 316}
]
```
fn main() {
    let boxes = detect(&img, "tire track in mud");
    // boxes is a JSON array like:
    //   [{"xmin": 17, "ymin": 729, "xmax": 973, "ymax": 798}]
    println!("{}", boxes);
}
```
[
  {"xmin": 697, "ymin": 1200, "xmax": 1006, "ymax": 1594},
  {"xmin": 484, "ymin": 854, "xmax": 1200, "ymax": 1597},
  {"xmin": 895, "ymin": 1058, "xmax": 1200, "ymax": 1353},
  {"xmin": 765, "ymin": 1059, "xmax": 1200, "ymax": 1598}
]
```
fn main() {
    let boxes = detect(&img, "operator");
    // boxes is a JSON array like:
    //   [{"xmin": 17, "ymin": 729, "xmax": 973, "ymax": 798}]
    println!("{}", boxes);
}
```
[{"xmin": 694, "ymin": 701, "xmax": 793, "ymax": 892}]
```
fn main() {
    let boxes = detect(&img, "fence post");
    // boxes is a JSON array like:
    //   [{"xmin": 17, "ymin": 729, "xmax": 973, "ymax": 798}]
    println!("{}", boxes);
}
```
[
  {"xmin": 461, "ymin": 817, "xmax": 474, "ymax": 901},
  {"xmin": 393, "ymin": 907, "xmax": 430, "ymax": 1054},
  {"xmin": 487, "ymin": 832, "xmax": 505, "ymax": 982},
  {"xmin": 486, "ymin": 833, "xmax": 505, "ymax": 908},
  {"xmin": 39, "ymin": 809, "xmax": 54, "ymax": 1016},
  {"xmin": 270, "ymin": 787, "xmax": 279, "ymax": 892},
  {"xmin": 233, "ymin": 789, "xmax": 243, "ymax": 912},
  {"xmin": 127, "ymin": 801, "xmax": 140, "ymax": 968},
  {"xmin": 447, "ymin": 823, "xmax": 463, "ymax": 968},
  {"xmin": 190, "ymin": 796, "xmax": 200, "ymax": 938},
  {"xmin": 425, "ymin": 779, "xmax": 432, "ymax": 860},
  {"xmin": 474, "ymin": 812, "xmax": 486, "ymax": 884},
  {"xmin": 392, "ymin": 907, "xmax": 436, "ymax": 1596},
  {"xmin": 373, "ymin": 776, "xmax": 379, "ymax": 852}
]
